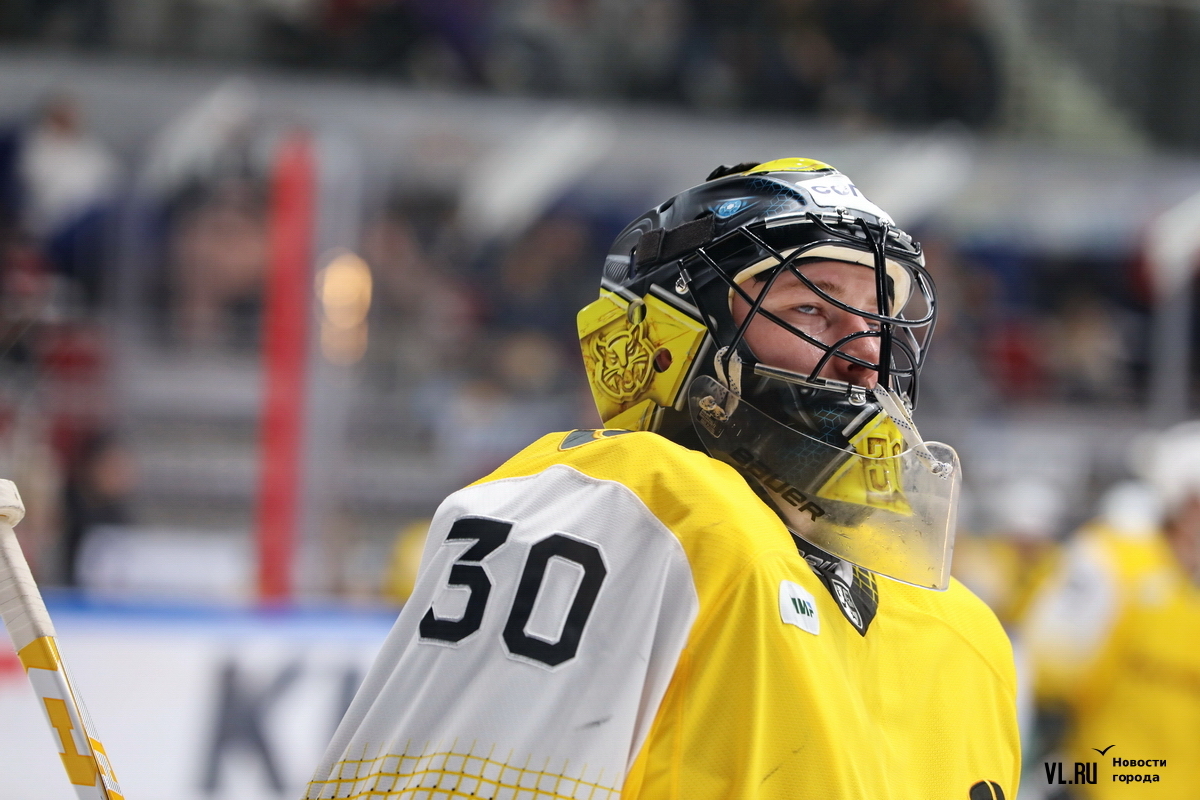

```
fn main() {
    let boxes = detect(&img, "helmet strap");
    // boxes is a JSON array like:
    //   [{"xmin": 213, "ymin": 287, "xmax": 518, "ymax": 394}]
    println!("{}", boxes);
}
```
[{"xmin": 713, "ymin": 346, "xmax": 745, "ymax": 416}]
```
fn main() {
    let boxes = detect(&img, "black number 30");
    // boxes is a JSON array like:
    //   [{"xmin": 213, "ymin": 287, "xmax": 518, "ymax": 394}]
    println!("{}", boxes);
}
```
[{"xmin": 419, "ymin": 517, "xmax": 607, "ymax": 667}]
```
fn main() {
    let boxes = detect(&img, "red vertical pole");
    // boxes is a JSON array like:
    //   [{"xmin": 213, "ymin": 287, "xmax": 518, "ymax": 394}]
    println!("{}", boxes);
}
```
[{"xmin": 256, "ymin": 132, "xmax": 315, "ymax": 603}]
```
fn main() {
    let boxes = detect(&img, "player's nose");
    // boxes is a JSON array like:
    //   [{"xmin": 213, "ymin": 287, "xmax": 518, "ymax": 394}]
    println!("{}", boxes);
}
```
[{"xmin": 820, "ymin": 316, "xmax": 880, "ymax": 388}]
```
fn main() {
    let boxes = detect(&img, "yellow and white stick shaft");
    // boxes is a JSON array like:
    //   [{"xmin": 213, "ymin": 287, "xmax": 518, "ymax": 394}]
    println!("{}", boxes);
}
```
[{"xmin": 0, "ymin": 479, "xmax": 125, "ymax": 800}]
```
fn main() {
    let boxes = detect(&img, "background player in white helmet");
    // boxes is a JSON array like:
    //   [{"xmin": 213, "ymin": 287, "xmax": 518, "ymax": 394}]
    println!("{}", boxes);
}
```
[
  {"xmin": 1021, "ymin": 423, "xmax": 1200, "ymax": 798},
  {"xmin": 304, "ymin": 158, "xmax": 1020, "ymax": 800},
  {"xmin": 955, "ymin": 476, "xmax": 1069, "ymax": 629}
]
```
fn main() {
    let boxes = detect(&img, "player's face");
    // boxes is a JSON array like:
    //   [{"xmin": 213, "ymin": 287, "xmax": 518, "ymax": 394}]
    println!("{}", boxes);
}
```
[{"xmin": 732, "ymin": 261, "xmax": 880, "ymax": 387}]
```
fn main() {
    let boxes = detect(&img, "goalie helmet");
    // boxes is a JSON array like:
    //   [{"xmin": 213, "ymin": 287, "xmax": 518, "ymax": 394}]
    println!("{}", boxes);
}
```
[{"xmin": 577, "ymin": 158, "xmax": 961, "ymax": 589}]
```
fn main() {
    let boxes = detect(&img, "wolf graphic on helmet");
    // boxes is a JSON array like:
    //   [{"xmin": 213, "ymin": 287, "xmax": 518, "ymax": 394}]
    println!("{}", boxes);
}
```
[{"xmin": 590, "ymin": 311, "xmax": 656, "ymax": 404}]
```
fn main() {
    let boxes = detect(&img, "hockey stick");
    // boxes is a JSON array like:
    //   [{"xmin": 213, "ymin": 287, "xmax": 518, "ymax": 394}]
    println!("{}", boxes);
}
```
[{"xmin": 0, "ymin": 479, "xmax": 125, "ymax": 799}]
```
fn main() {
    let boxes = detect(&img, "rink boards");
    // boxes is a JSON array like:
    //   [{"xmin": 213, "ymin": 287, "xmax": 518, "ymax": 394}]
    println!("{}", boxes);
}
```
[{"xmin": 0, "ymin": 596, "xmax": 394, "ymax": 800}]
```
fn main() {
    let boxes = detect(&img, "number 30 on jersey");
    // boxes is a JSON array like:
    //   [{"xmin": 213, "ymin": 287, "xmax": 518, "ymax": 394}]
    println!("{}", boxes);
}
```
[{"xmin": 419, "ymin": 517, "xmax": 607, "ymax": 668}]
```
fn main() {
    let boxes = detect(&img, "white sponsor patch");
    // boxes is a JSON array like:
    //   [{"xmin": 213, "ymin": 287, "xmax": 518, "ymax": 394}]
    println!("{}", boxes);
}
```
[
  {"xmin": 779, "ymin": 580, "xmax": 820, "ymax": 635},
  {"xmin": 797, "ymin": 176, "xmax": 893, "ymax": 224}
]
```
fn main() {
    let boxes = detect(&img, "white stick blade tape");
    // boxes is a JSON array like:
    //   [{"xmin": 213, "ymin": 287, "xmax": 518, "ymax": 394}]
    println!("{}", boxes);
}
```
[
  {"xmin": 0, "ymin": 478, "xmax": 25, "ymax": 524},
  {"xmin": 0, "ymin": 479, "xmax": 52, "ymax": 655}
]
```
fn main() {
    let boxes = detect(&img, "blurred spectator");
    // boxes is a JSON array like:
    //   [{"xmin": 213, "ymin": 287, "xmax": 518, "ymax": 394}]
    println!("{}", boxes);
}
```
[
  {"xmin": 412, "ymin": 0, "xmax": 492, "ymax": 84},
  {"xmin": 761, "ymin": 0, "xmax": 840, "ymax": 115},
  {"xmin": 423, "ymin": 328, "xmax": 583, "ymax": 483},
  {"xmin": 335, "ymin": 1, "xmax": 452, "ymax": 79},
  {"xmin": 984, "ymin": 317, "xmax": 1050, "ymax": 400},
  {"xmin": 814, "ymin": 0, "xmax": 905, "ymax": 123},
  {"xmin": 916, "ymin": 0, "xmax": 1001, "ymax": 127},
  {"xmin": 363, "ymin": 189, "xmax": 482, "ymax": 388},
  {"xmin": 1045, "ymin": 292, "xmax": 1132, "ymax": 403},
  {"xmin": 40, "ymin": 320, "xmax": 116, "ymax": 452},
  {"xmin": 136, "ymin": 80, "xmax": 271, "ymax": 347},
  {"xmin": 60, "ymin": 430, "xmax": 136, "ymax": 587},
  {"xmin": 0, "ymin": 122, "xmax": 22, "ymax": 229},
  {"xmin": 169, "ymin": 179, "xmax": 268, "ymax": 351},
  {"xmin": 15, "ymin": 94, "xmax": 120, "ymax": 309},
  {"xmin": 10, "ymin": 0, "xmax": 110, "ymax": 48},
  {"xmin": 677, "ymin": 0, "xmax": 767, "ymax": 108},
  {"xmin": 596, "ymin": 0, "xmax": 686, "ymax": 101},
  {"xmin": 486, "ymin": 0, "xmax": 608, "ymax": 96},
  {"xmin": 912, "ymin": 237, "xmax": 998, "ymax": 417},
  {"xmin": 0, "ymin": 230, "xmax": 56, "ymax": 368},
  {"xmin": 483, "ymin": 214, "xmax": 596, "ymax": 341},
  {"xmin": 1022, "ymin": 428, "xmax": 1200, "ymax": 797}
]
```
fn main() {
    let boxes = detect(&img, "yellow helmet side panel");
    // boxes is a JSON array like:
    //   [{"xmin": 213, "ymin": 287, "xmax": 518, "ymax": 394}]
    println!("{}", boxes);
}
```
[
  {"xmin": 605, "ymin": 399, "xmax": 660, "ymax": 432},
  {"xmin": 578, "ymin": 290, "xmax": 707, "ymax": 428}
]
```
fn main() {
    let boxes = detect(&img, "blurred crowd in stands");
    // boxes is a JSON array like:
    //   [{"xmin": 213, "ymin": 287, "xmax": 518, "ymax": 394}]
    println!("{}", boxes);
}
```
[
  {"xmin": 0, "ymin": 93, "xmax": 129, "ymax": 587},
  {"xmin": 0, "ymin": 81, "xmax": 1157, "ymax": 592},
  {"xmin": 1, "ymin": 0, "xmax": 1001, "ymax": 130}
]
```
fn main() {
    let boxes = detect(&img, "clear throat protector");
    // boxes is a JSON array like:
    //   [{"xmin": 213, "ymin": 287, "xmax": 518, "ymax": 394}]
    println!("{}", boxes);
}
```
[{"xmin": 688, "ymin": 373, "xmax": 961, "ymax": 590}]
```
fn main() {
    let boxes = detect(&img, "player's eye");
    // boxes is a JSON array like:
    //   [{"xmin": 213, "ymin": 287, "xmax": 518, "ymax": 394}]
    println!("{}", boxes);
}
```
[{"xmin": 784, "ymin": 303, "xmax": 830, "ymax": 335}]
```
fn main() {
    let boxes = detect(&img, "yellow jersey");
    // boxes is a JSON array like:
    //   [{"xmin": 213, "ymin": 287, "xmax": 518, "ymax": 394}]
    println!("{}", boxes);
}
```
[
  {"xmin": 306, "ymin": 430, "xmax": 1021, "ymax": 799},
  {"xmin": 1024, "ymin": 523, "xmax": 1200, "ymax": 797}
]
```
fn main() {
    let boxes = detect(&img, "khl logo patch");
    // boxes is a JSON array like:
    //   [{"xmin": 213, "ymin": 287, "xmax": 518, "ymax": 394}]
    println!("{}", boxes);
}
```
[{"xmin": 779, "ymin": 580, "xmax": 820, "ymax": 635}]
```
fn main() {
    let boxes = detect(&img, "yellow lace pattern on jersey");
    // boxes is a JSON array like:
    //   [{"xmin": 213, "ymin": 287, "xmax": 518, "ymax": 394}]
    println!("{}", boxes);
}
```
[{"xmin": 305, "ymin": 741, "xmax": 621, "ymax": 800}]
